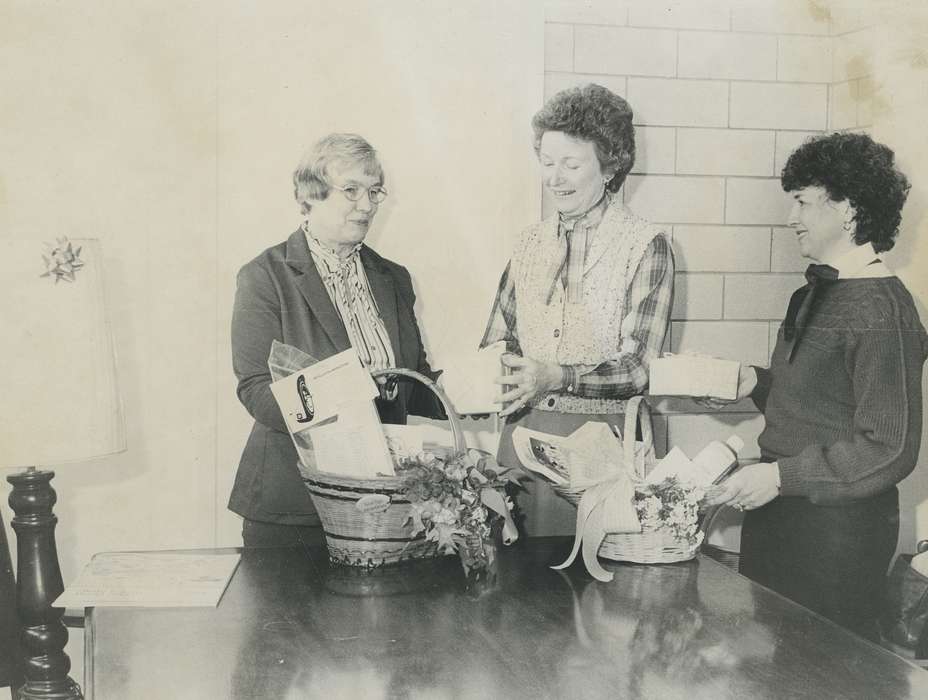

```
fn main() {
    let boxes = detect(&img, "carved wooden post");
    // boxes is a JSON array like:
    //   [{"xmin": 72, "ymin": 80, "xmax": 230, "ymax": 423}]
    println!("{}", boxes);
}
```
[{"xmin": 7, "ymin": 469, "xmax": 82, "ymax": 700}]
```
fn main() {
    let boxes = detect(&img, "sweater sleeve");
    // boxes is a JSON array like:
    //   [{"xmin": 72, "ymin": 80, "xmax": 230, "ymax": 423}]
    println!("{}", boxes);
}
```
[
  {"xmin": 231, "ymin": 261, "xmax": 289, "ymax": 434},
  {"xmin": 777, "ymin": 307, "xmax": 926, "ymax": 503}
]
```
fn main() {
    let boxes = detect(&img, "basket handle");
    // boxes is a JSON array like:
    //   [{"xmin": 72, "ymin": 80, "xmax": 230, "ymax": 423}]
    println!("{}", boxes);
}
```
[
  {"xmin": 370, "ymin": 368, "xmax": 467, "ymax": 456},
  {"xmin": 622, "ymin": 395, "xmax": 654, "ymax": 480}
]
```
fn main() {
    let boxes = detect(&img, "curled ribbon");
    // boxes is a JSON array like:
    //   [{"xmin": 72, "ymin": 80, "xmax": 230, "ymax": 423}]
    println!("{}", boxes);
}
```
[
  {"xmin": 480, "ymin": 487, "xmax": 519, "ymax": 545},
  {"xmin": 551, "ymin": 471, "xmax": 641, "ymax": 582}
]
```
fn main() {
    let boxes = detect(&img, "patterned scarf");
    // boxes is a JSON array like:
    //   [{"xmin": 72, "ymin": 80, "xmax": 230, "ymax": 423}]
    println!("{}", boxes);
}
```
[
  {"xmin": 303, "ymin": 227, "xmax": 396, "ymax": 374},
  {"xmin": 545, "ymin": 190, "xmax": 609, "ymax": 305}
]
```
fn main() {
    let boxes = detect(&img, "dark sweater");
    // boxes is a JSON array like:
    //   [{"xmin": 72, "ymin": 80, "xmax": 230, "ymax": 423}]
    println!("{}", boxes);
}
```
[{"xmin": 753, "ymin": 276, "xmax": 928, "ymax": 504}]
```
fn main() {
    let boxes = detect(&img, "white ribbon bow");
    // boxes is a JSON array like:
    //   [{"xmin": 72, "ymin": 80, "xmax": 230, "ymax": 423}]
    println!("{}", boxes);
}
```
[{"xmin": 551, "ymin": 470, "xmax": 641, "ymax": 582}]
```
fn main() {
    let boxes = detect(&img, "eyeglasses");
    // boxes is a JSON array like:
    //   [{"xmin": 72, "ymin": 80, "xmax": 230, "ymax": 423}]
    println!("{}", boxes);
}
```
[{"xmin": 329, "ymin": 183, "xmax": 388, "ymax": 204}]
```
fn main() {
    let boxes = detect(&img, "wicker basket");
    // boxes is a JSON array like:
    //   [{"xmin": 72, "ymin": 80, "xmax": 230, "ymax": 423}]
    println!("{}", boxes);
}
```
[
  {"xmin": 303, "ymin": 367, "xmax": 466, "ymax": 569},
  {"xmin": 548, "ymin": 395, "xmax": 700, "ymax": 564}
]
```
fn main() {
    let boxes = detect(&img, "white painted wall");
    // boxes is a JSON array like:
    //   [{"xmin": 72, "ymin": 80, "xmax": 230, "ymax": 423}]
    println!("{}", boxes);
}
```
[
  {"xmin": 2, "ymin": 0, "xmax": 926, "ymax": 588},
  {"xmin": 0, "ymin": 1, "xmax": 542, "ymax": 580}
]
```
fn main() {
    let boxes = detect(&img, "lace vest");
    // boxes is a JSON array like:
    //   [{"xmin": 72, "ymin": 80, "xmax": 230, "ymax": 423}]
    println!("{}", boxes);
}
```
[{"xmin": 511, "ymin": 202, "xmax": 665, "ymax": 414}]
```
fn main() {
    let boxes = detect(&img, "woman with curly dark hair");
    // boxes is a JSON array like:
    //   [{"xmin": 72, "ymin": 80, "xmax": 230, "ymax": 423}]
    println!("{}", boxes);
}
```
[
  {"xmin": 704, "ymin": 132, "xmax": 928, "ymax": 640},
  {"xmin": 480, "ymin": 84, "xmax": 674, "ymax": 536}
]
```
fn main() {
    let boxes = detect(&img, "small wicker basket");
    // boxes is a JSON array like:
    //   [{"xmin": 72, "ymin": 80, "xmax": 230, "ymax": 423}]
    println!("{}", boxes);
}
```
[
  {"xmin": 303, "ymin": 368, "xmax": 466, "ymax": 569},
  {"xmin": 548, "ymin": 395, "xmax": 701, "ymax": 564}
]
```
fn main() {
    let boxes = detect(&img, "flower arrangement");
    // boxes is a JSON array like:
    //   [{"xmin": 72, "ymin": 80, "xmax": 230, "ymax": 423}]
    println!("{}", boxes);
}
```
[
  {"xmin": 634, "ymin": 477, "xmax": 705, "ymax": 550},
  {"xmin": 398, "ymin": 448, "xmax": 519, "ymax": 573}
]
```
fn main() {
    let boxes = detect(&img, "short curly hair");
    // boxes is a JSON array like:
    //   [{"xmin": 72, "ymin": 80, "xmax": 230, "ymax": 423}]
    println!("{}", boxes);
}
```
[
  {"xmin": 531, "ymin": 84, "xmax": 635, "ymax": 193},
  {"xmin": 293, "ymin": 133, "xmax": 384, "ymax": 215},
  {"xmin": 781, "ymin": 132, "xmax": 910, "ymax": 253}
]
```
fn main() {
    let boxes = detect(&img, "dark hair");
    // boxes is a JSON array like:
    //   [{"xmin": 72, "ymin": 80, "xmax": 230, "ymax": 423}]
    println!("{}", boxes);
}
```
[
  {"xmin": 780, "ymin": 132, "xmax": 910, "ymax": 253},
  {"xmin": 293, "ymin": 133, "xmax": 383, "ymax": 215},
  {"xmin": 531, "ymin": 83, "xmax": 635, "ymax": 193}
]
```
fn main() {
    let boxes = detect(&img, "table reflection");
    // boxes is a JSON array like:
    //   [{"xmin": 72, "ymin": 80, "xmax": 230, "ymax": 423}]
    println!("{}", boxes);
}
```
[
  {"xmin": 228, "ymin": 547, "xmax": 780, "ymax": 700},
  {"xmin": 552, "ymin": 561, "xmax": 777, "ymax": 699},
  {"xmin": 88, "ymin": 541, "xmax": 926, "ymax": 700},
  {"xmin": 230, "ymin": 552, "xmax": 522, "ymax": 699}
]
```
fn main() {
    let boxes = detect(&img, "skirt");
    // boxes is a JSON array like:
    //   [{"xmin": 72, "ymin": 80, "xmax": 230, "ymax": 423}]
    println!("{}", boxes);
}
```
[{"xmin": 739, "ymin": 487, "xmax": 899, "ymax": 641}]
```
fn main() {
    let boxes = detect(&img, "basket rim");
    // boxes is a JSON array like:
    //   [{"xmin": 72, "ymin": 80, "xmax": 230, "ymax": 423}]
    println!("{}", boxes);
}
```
[{"xmin": 304, "ymin": 467, "xmax": 406, "ymax": 489}]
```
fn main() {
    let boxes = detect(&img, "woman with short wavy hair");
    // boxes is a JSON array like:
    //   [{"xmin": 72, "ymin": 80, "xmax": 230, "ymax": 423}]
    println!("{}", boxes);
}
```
[
  {"xmin": 229, "ymin": 133, "xmax": 444, "ymax": 547},
  {"xmin": 481, "ymin": 84, "xmax": 674, "ymax": 536},
  {"xmin": 705, "ymin": 132, "xmax": 928, "ymax": 640}
]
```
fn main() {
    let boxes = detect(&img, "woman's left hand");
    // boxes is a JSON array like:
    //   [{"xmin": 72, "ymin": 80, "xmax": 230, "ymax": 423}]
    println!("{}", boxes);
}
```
[
  {"xmin": 496, "ymin": 353, "xmax": 563, "ymax": 417},
  {"xmin": 703, "ymin": 462, "xmax": 780, "ymax": 511}
]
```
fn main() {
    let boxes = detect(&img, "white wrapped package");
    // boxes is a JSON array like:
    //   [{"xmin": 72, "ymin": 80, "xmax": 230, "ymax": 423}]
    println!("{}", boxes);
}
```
[{"xmin": 648, "ymin": 353, "xmax": 741, "ymax": 400}]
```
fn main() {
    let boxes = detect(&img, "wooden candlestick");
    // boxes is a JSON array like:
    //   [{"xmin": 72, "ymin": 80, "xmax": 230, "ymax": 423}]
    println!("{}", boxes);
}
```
[{"xmin": 7, "ymin": 469, "xmax": 82, "ymax": 700}]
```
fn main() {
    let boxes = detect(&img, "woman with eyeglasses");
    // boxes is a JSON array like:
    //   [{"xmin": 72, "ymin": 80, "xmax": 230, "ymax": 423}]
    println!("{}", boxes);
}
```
[
  {"xmin": 481, "ymin": 84, "xmax": 674, "ymax": 536},
  {"xmin": 229, "ymin": 133, "xmax": 444, "ymax": 547}
]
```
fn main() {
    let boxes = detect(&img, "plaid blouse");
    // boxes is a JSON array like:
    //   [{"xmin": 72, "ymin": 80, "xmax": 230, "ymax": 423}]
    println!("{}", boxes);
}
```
[{"xmin": 481, "ymin": 233, "xmax": 673, "ymax": 400}]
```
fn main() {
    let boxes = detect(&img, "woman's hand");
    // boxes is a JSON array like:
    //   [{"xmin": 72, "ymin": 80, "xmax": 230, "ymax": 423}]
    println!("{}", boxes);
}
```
[
  {"xmin": 694, "ymin": 364, "xmax": 758, "ymax": 410},
  {"xmin": 496, "ymin": 353, "xmax": 563, "ymax": 417},
  {"xmin": 703, "ymin": 462, "xmax": 780, "ymax": 511}
]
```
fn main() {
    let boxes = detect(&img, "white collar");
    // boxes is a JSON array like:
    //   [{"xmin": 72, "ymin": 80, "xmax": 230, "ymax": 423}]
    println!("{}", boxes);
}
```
[
  {"xmin": 302, "ymin": 224, "xmax": 362, "ymax": 267},
  {"xmin": 824, "ymin": 243, "xmax": 893, "ymax": 279}
]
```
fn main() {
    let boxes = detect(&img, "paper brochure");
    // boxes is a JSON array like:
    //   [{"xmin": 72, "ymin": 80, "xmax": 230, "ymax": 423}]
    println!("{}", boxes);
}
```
[
  {"xmin": 510, "ymin": 428, "xmax": 571, "ymax": 485},
  {"xmin": 55, "ymin": 551, "xmax": 240, "ymax": 608},
  {"xmin": 309, "ymin": 401, "xmax": 395, "ymax": 478},
  {"xmin": 269, "ymin": 349, "xmax": 377, "ymax": 433}
]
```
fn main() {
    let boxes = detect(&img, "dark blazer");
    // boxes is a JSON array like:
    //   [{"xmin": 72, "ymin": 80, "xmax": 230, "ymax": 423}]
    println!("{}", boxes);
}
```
[{"xmin": 228, "ymin": 230, "xmax": 443, "ymax": 525}]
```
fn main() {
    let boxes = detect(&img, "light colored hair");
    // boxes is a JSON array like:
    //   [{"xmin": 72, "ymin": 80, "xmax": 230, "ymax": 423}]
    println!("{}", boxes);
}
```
[{"xmin": 292, "ymin": 133, "xmax": 384, "ymax": 214}]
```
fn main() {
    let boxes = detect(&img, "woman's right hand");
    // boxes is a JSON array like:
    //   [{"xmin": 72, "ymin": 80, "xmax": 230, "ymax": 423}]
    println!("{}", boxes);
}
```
[
  {"xmin": 496, "ymin": 353, "xmax": 564, "ymax": 417},
  {"xmin": 694, "ymin": 364, "xmax": 758, "ymax": 410}
]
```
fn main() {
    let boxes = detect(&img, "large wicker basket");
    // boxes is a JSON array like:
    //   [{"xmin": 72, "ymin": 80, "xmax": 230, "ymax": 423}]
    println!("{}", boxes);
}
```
[
  {"xmin": 548, "ymin": 395, "xmax": 700, "ymax": 564},
  {"xmin": 303, "ymin": 368, "xmax": 466, "ymax": 569}
]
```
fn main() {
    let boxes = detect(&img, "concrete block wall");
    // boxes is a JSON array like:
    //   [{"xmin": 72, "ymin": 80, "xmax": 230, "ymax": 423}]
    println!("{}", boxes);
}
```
[
  {"xmin": 829, "ymin": 9, "xmax": 877, "ymax": 131},
  {"xmin": 541, "ymin": 1, "xmax": 844, "ymax": 460}
]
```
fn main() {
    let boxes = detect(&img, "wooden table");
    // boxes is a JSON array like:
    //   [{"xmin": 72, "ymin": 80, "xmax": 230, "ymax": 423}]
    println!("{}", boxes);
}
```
[{"xmin": 84, "ymin": 538, "xmax": 928, "ymax": 699}]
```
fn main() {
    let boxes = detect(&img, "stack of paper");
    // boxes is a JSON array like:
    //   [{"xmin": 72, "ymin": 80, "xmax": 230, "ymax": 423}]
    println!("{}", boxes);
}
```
[
  {"xmin": 306, "ymin": 401, "xmax": 396, "ymax": 478},
  {"xmin": 269, "ymin": 349, "xmax": 394, "ymax": 479},
  {"xmin": 55, "ymin": 551, "xmax": 240, "ymax": 608}
]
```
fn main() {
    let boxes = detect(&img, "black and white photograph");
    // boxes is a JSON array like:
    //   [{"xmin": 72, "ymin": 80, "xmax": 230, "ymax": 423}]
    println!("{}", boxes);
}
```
[{"xmin": 2, "ymin": 1, "xmax": 928, "ymax": 698}]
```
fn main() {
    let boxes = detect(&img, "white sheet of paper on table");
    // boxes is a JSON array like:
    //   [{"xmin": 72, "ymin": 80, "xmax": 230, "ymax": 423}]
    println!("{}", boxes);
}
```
[
  {"xmin": 269, "ymin": 349, "xmax": 377, "ymax": 434},
  {"xmin": 55, "ymin": 551, "xmax": 241, "ymax": 608}
]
